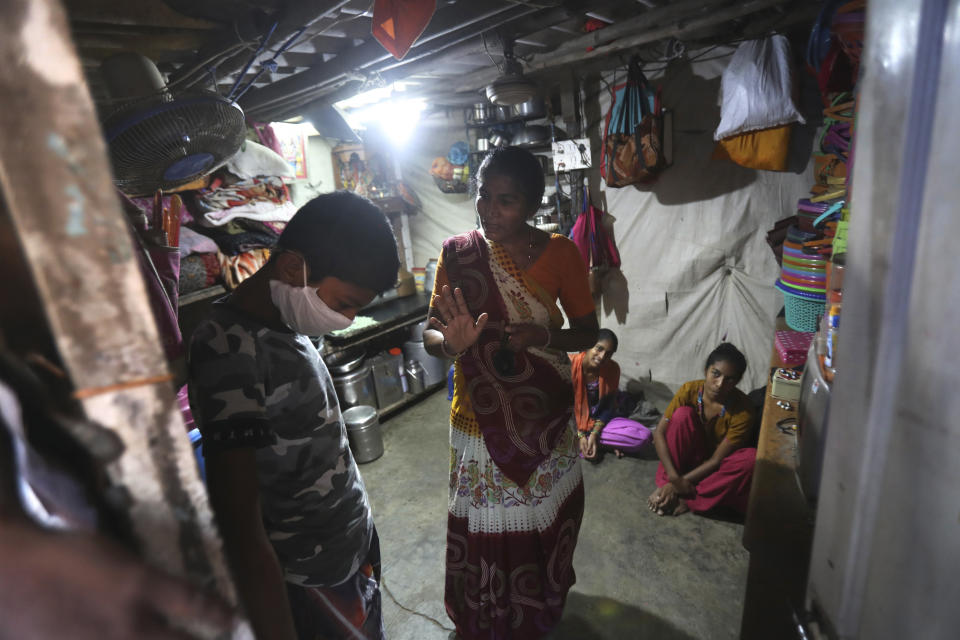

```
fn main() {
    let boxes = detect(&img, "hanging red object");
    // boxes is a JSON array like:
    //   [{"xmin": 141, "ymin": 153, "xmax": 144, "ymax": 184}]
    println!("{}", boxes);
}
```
[{"xmin": 372, "ymin": 0, "xmax": 437, "ymax": 60}]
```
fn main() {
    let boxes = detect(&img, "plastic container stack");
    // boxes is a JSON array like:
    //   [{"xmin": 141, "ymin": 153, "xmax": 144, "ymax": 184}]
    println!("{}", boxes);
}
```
[{"xmin": 776, "ymin": 225, "xmax": 829, "ymax": 332}]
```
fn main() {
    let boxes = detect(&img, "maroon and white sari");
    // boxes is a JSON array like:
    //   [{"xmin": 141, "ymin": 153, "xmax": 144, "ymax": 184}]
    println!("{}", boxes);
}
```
[{"xmin": 440, "ymin": 231, "xmax": 584, "ymax": 640}]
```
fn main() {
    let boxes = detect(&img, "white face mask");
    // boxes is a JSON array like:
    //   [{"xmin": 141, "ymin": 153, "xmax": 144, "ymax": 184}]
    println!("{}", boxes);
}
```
[{"xmin": 269, "ymin": 260, "xmax": 354, "ymax": 336}]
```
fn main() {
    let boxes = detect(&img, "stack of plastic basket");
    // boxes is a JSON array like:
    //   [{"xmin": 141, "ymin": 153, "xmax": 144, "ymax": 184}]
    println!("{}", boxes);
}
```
[{"xmin": 776, "ymin": 225, "xmax": 827, "ymax": 331}]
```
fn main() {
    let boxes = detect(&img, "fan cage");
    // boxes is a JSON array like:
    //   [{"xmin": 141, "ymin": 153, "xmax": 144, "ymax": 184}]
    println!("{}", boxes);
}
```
[{"xmin": 104, "ymin": 92, "xmax": 246, "ymax": 195}]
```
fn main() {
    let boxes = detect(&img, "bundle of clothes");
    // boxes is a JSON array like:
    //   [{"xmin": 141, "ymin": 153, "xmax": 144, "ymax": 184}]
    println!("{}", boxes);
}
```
[{"xmin": 126, "ymin": 141, "xmax": 298, "ymax": 297}]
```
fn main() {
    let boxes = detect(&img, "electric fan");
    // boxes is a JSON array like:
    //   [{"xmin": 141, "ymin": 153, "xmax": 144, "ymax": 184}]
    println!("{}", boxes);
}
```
[
  {"xmin": 485, "ymin": 39, "xmax": 538, "ymax": 107},
  {"xmin": 100, "ymin": 53, "xmax": 246, "ymax": 196}
]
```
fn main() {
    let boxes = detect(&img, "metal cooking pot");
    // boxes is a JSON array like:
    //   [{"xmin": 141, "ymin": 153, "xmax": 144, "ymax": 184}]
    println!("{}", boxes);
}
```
[
  {"xmin": 512, "ymin": 97, "xmax": 545, "ymax": 119},
  {"xmin": 343, "ymin": 405, "xmax": 384, "ymax": 464},
  {"xmin": 326, "ymin": 349, "xmax": 366, "ymax": 375},
  {"xmin": 476, "ymin": 137, "xmax": 490, "ymax": 153},
  {"xmin": 488, "ymin": 129, "xmax": 511, "ymax": 147},
  {"xmin": 333, "ymin": 364, "xmax": 377, "ymax": 410},
  {"xmin": 494, "ymin": 105, "xmax": 512, "ymax": 121},
  {"xmin": 472, "ymin": 102, "xmax": 492, "ymax": 123},
  {"xmin": 402, "ymin": 339, "xmax": 449, "ymax": 387}
]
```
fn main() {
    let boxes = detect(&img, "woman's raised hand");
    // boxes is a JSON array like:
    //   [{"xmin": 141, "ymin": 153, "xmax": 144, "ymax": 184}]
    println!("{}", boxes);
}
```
[{"xmin": 429, "ymin": 285, "xmax": 488, "ymax": 353}]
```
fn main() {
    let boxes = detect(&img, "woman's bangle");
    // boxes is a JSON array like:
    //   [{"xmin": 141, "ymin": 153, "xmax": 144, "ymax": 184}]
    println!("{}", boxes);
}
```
[{"xmin": 441, "ymin": 339, "xmax": 465, "ymax": 359}]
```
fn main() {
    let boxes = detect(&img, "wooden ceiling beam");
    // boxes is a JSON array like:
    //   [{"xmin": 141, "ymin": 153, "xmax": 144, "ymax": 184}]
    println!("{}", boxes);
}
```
[
  {"xmin": 241, "ymin": 1, "xmax": 524, "ymax": 117},
  {"xmin": 450, "ymin": 0, "xmax": 780, "ymax": 93},
  {"xmin": 62, "ymin": 0, "xmax": 218, "ymax": 29},
  {"xmin": 168, "ymin": 0, "xmax": 355, "ymax": 87}
]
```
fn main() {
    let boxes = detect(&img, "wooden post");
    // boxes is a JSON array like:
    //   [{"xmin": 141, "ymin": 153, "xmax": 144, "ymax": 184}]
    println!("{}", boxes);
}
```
[{"xmin": 0, "ymin": 1, "xmax": 249, "ymax": 637}]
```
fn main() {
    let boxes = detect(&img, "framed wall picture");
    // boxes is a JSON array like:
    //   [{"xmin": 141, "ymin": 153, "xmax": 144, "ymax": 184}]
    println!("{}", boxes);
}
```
[{"xmin": 273, "ymin": 122, "xmax": 309, "ymax": 179}]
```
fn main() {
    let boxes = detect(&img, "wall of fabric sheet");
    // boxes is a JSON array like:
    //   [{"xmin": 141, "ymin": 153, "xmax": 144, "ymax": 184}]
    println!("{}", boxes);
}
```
[{"xmin": 397, "ymin": 47, "xmax": 817, "ymax": 392}]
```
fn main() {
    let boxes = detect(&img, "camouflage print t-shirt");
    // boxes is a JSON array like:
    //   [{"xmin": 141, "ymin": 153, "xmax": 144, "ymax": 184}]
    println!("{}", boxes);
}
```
[{"xmin": 188, "ymin": 299, "xmax": 373, "ymax": 587}]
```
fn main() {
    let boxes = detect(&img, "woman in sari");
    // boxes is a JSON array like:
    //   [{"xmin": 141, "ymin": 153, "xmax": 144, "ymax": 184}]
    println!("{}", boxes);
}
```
[
  {"xmin": 424, "ymin": 147, "xmax": 598, "ymax": 640},
  {"xmin": 647, "ymin": 343, "xmax": 757, "ymax": 516},
  {"xmin": 571, "ymin": 329, "xmax": 652, "ymax": 460}
]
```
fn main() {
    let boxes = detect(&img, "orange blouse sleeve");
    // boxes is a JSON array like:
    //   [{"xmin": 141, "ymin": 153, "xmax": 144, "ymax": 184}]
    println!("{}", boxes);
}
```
[{"xmin": 663, "ymin": 380, "xmax": 700, "ymax": 421}]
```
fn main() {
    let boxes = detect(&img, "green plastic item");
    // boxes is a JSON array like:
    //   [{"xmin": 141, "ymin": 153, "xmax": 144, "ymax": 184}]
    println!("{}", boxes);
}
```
[{"xmin": 833, "ymin": 220, "xmax": 849, "ymax": 255}]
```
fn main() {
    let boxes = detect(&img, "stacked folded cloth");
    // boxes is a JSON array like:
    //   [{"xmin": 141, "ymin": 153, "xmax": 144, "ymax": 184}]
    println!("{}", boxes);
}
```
[
  {"xmin": 176, "ymin": 173, "xmax": 295, "ymax": 294},
  {"xmin": 195, "ymin": 175, "xmax": 297, "ymax": 226}
]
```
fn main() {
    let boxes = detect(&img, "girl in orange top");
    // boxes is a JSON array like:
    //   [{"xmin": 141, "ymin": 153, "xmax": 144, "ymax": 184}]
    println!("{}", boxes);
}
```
[
  {"xmin": 571, "ymin": 329, "xmax": 652, "ymax": 460},
  {"xmin": 647, "ymin": 343, "xmax": 757, "ymax": 516}
]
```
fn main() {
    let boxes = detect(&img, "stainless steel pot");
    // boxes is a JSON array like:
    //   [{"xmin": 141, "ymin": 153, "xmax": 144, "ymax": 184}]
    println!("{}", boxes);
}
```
[
  {"xmin": 326, "ymin": 349, "xmax": 365, "ymax": 375},
  {"xmin": 370, "ymin": 352, "xmax": 404, "ymax": 409},
  {"xmin": 476, "ymin": 137, "xmax": 490, "ymax": 153},
  {"xmin": 402, "ymin": 339, "xmax": 449, "ymax": 387},
  {"xmin": 343, "ymin": 405, "xmax": 384, "ymax": 464},
  {"xmin": 472, "ymin": 102, "xmax": 492, "ymax": 123},
  {"xmin": 333, "ymin": 364, "xmax": 377, "ymax": 410},
  {"xmin": 488, "ymin": 129, "xmax": 511, "ymax": 147},
  {"xmin": 494, "ymin": 105, "xmax": 512, "ymax": 121},
  {"xmin": 511, "ymin": 97, "xmax": 545, "ymax": 119}
]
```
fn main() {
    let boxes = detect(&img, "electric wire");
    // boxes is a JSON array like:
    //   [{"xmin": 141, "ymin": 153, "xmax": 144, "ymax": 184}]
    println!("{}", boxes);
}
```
[{"xmin": 380, "ymin": 574, "xmax": 455, "ymax": 633}]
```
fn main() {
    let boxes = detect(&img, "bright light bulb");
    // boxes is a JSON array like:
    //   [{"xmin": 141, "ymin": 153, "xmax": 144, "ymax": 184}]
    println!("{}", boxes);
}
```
[{"xmin": 336, "ymin": 84, "xmax": 425, "ymax": 147}]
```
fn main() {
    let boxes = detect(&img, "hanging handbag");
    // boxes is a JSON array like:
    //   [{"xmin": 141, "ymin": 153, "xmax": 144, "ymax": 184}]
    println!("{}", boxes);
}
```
[
  {"xmin": 601, "ymin": 58, "xmax": 665, "ymax": 188},
  {"xmin": 570, "ymin": 183, "xmax": 621, "ymax": 294}
]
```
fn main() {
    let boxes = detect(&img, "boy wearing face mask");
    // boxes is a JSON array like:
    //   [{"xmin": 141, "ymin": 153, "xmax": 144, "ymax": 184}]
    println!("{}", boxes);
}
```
[{"xmin": 187, "ymin": 191, "xmax": 399, "ymax": 640}]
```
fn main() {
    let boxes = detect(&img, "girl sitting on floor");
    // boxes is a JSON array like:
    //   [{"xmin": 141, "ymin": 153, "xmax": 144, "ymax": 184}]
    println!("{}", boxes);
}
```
[
  {"xmin": 647, "ymin": 343, "xmax": 757, "ymax": 516},
  {"xmin": 571, "ymin": 329, "xmax": 652, "ymax": 460}
]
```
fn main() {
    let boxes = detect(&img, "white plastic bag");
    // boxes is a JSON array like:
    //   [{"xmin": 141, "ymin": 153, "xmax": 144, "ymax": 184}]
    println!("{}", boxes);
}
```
[
  {"xmin": 714, "ymin": 35, "xmax": 805, "ymax": 141},
  {"xmin": 225, "ymin": 140, "xmax": 296, "ymax": 179}
]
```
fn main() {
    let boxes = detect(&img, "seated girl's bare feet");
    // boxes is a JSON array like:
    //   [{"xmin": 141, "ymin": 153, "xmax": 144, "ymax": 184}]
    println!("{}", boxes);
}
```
[
  {"xmin": 647, "ymin": 487, "xmax": 662, "ymax": 512},
  {"xmin": 614, "ymin": 448, "xmax": 624, "ymax": 458},
  {"xmin": 656, "ymin": 491, "xmax": 678, "ymax": 516},
  {"xmin": 672, "ymin": 501, "xmax": 690, "ymax": 516},
  {"xmin": 648, "ymin": 485, "xmax": 679, "ymax": 516}
]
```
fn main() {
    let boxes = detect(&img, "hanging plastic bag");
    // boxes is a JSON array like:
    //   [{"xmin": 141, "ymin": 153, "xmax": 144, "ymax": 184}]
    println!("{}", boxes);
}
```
[
  {"xmin": 601, "ymin": 58, "xmax": 666, "ymax": 187},
  {"xmin": 714, "ymin": 35, "xmax": 805, "ymax": 141},
  {"xmin": 712, "ymin": 124, "xmax": 793, "ymax": 171}
]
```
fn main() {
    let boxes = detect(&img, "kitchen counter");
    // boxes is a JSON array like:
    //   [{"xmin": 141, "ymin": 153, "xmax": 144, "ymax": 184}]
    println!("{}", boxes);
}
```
[{"xmin": 322, "ymin": 292, "xmax": 430, "ymax": 356}]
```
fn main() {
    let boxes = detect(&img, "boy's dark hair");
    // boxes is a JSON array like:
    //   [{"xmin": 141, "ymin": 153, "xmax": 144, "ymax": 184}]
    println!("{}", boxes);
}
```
[
  {"xmin": 705, "ymin": 343, "xmax": 748, "ymax": 380},
  {"xmin": 596, "ymin": 328, "xmax": 619, "ymax": 353},
  {"xmin": 476, "ymin": 146, "xmax": 545, "ymax": 212},
  {"xmin": 276, "ymin": 191, "xmax": 399, "ymax": 293}
]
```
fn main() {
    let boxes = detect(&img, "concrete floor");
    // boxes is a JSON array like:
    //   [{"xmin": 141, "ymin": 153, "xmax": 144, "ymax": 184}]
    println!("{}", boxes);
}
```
[{"xmin": 360, "ymin": 391, "xmax": 749, "ymax": 640}]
